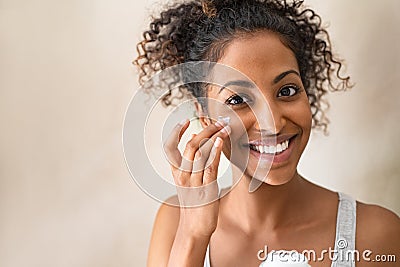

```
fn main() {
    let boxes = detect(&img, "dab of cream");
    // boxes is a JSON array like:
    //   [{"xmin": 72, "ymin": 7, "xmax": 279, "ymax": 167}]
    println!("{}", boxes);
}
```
[{"xmin": 217, "ymin": 116, "xmax": 230, "ymax": 125}]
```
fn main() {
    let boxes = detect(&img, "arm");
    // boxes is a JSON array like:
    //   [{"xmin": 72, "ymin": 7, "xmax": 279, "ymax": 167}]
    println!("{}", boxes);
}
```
[
  {"xmin": 147, "ymin": 119, "xmax": 229, "ymax": 266},
  {"xmin": 168, "ymin": 224, "xmax": 211, "ymax": 267},
  {"xmin": 147, "ymin": 200, "xmax": 214, "ymax": 267},
  {"xmin": 147, "ymin": 201, "xmax": 179, "ymax": 267}
]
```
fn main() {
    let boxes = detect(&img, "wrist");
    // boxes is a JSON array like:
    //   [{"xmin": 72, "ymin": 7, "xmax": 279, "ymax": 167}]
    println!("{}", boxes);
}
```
[
  {"xmin": 176, "ymin": 221, "xmax": 214, "ymax": 241},
  {"xmin": 168, "ymin": 226, "xmax": 211, "ymax": 267}
]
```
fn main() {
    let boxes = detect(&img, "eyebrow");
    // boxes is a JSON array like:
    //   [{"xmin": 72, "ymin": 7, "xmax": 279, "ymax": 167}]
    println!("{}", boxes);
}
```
[
  {"xmin": 218, "ymin": 69, "xmax": 300, "ymax": 94},
  {"xmin": 218, "ymin": 80, "xmax": 254, "ymax": 94},
  {"xmin": 273, "ymin": 70, "xmax": 300, "ymax": 84}
]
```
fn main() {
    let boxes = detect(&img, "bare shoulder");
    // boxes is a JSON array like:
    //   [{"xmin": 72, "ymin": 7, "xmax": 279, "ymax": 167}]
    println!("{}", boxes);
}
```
[
  {"xmin": 356, "ymin": 201, "xmax": 400, "ymax": 264},
  {"xmin": 147, "ymin": 195, "xmax": 180, "ymax": 267},
  {"xmin": 357, "ymin": 202, "xmax": 400, "ymax": 238},
  {"xmin": 153, "ymin": 195, "xmax": 181, "ymax": 233}
]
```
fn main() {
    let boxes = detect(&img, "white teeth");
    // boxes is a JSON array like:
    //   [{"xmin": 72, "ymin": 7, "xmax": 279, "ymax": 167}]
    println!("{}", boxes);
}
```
[
  {"xmin": 277, "ymin": 144, "xmax": 282, "ymax": 153},
  {"xmin": 250, "ymin": 139, "xmax": 290, "ymax": 154}
]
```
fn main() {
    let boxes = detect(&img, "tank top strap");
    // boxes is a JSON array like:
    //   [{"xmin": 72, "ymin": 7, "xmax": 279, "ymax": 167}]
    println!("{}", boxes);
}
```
[
  {"xmin": 204, "ymin": 244, "xmax": 211, "ymax": 267},
  {"xmin": 331, "ymin": 192, "xmax": 357, "ymax": 267}
]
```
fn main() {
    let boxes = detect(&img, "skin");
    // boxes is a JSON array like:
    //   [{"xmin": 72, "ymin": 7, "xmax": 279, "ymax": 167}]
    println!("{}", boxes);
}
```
[{"xmin": 147, "ymin": 31, "xmax": 400, "ymax": 267}]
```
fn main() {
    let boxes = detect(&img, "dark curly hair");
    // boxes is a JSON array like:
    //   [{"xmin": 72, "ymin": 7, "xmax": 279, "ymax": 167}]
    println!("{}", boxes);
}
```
[{"xmin": 134, "ymin": 0, "xmax": 351, "ymax": 132}]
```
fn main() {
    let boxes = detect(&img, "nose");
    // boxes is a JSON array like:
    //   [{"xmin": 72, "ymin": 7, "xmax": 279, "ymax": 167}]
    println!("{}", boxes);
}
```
[{"xmin": 253, "ymin": 102, "xmax": 286, "ymax": 135}]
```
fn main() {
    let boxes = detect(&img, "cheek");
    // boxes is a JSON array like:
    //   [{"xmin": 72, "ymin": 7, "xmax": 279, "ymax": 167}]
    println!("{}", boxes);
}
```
[
  {"xmin": 300, "ymin": 101, "xmax": 312, "ymax": 130},
  {"xmin": 227, "ymin": 110, "xmax": 255, "ymax": 141},
  {"xmin": 287, "ymin": 99, "xmax": 312, "ymax": 129},
  {"xmin": 216, "ymin": 110, "xmax": 255, "ymax": 158}
]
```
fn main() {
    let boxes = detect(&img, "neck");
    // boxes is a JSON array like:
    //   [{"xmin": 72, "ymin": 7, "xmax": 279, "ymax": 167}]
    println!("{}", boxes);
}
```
[{"xmin": 222, "ymin": 165, "xmax": 309, "ymax": 234}]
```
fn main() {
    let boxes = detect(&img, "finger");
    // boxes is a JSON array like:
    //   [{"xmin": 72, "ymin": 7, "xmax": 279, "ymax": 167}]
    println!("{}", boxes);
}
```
[
  {"xmin": 192, "ymin": 138, "xmax": 214, "ymax": 172},
  {"xmin": 174, "ymin": 166, "xmax": 192, "ymax": 187},
  {"xmin": 177, "ymin": 119, "xmax": 190, "ymax": 141},
  {"xmin": 190, "ymin": 150, "xmax": 205, "ymax": 187},
  {"xmin": 175, "ymin": 148, "xmax": 193, "ymax": 187},
  {"xmin": 188, "ymin": 133, "xmax": 197, "ymax": 141},
  {"xmin": 190, "ymin": 136, "xmax": 217, "ymax": 185},
  {"xmin": 163, "ymin": 119, "xmax": 189, "ymax": 169},
  {"xmin": 183, "ymin": 121, "xmax": 229, "ymax": 162},
  {"xmin": 203, "ymin": 137, "xmax": 223, "ymax": 184},
  {"xmin": 190, "ymin": 136, "xmax": 222, "ymax": 187}
]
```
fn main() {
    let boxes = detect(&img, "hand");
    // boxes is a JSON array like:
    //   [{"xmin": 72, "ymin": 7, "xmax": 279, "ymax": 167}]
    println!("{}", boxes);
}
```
[{"xmin": 163, "ymin": 118, "xmax": 230, "ymax": 238}]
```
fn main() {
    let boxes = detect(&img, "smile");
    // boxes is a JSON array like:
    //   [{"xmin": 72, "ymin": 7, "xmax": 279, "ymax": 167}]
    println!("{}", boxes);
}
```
[
  {"xmin": 249, "ymin": 140, "xmax": 289, "ymax": 154},
  {"xmin": 245, "ymin": 134, "xmax": 297, "ymax": 165}
]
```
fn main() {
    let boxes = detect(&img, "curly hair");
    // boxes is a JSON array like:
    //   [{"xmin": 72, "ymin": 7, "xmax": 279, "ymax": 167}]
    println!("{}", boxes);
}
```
[{"xmin": 134, "ymin": 0, "xmax": 351, "ymax": 132}]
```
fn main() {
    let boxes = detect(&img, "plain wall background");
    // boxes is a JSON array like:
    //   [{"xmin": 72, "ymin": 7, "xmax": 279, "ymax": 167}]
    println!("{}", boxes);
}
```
[{"xmin": 0, "ymin": 0, "xmax": 399, "ymax": 266}]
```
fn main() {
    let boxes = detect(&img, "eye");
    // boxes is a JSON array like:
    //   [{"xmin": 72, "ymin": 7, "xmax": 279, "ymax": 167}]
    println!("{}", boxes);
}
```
[
  {"xmin": 277, "ymin": 85, "xmax": 300, "ymax": 97},
  {"xmin": 225, "ymin": 94, "xmax": 252, "ymax": 106}
]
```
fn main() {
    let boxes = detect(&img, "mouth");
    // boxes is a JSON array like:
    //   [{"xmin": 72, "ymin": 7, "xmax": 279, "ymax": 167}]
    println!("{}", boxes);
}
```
[
  {"xmin": 245, "ymin": 134, "xmax": 298, "ymax": 164},
  {"xmin": 249, "ymin": 139, "xmax": 290, "ymax": 155}
]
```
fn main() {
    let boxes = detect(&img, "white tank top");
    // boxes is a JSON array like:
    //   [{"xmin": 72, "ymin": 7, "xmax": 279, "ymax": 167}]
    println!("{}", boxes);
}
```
[{"xmin": 203, "ymin": 192, "xmax": 357, "ymax": 267}]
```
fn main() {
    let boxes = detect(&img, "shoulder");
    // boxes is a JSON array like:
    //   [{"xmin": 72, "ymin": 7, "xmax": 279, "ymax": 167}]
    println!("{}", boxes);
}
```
[
  {"xmin": 357, "ymin": 202, "xmax": 400, "ymax": 237},
  {"xmin": 155, "ymin": 195, "xmax": 181, "ymax": 222},
  {"xmin": 151, "ymin": 195, "xmax": 181, "ymax": 241},
  {"xmin": 356, "ymin": 201, "xmax": 400, "ymax": 263},
  {"xmin": 147, "ymin": 195, "xmax": 180, "ymax": 266}
]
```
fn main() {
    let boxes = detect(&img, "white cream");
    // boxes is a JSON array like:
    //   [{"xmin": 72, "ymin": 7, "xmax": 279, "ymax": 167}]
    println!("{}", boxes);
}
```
[{"xmin": 217, "ymin": 116, "xmax": 231, "ymax": 125}]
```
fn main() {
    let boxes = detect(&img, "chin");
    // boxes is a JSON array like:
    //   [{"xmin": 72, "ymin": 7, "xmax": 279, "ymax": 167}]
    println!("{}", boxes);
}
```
[{"xmin": 245, "ymin": 164, "xmax": 297, "ymax": 186}]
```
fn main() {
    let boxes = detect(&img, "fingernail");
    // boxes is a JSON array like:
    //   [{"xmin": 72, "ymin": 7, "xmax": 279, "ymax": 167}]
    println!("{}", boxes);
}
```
[
  {"xmin": 214, "ymin": 120, "xmax": 224, "ymax": 127},
  {"xmin": 214, "ymin": 137, "xmax": 222, "ymax": 147},
  {"xmin": 179, "ymin": 119, "xmax": 189, "ymax": 125},
  {"xmin": 221, "ymin": 125, "xmax": 231, "ymax": 134},
  {"xmin": 217, "ymin": 116, "xmax": 230, "ymax": 126}
]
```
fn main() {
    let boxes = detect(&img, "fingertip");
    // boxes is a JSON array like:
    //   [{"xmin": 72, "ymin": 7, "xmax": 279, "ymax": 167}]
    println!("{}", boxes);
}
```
[
  {"xmin": 177, "ymin": 119, "xmax": 188, "ymax": 127},
  {"xmin": 214, "ymin": 137, "xmax": 223, "ymax": 148},
  {"xmin": 220, "ymin": 125, "xmax": 231, "ymax": 135},
  {"xmin": 178, "ymin": 119, "xmax": 190, "ymax": 138}
]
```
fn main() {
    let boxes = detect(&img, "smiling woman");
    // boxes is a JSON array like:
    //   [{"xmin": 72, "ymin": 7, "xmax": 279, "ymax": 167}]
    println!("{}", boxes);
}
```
[
  {"xmin": 133, "ymin": 0, "xmax": 400, "ymax": 266},
  {"xmin": 205, "ymin": 31, "xmax": 312, "ymax": 186}
]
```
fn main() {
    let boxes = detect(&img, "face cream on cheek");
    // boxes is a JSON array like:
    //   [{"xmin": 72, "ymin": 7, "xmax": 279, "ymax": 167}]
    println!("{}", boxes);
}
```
[{"xmin": 217, "ymin": 115, "xmax": 231, "ymax": 125}]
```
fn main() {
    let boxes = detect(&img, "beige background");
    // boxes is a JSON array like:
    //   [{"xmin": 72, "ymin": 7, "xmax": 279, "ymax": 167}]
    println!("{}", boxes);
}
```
[{"xmin": 0, "ymin": 0, "xmax": 399, "ymax": 266}]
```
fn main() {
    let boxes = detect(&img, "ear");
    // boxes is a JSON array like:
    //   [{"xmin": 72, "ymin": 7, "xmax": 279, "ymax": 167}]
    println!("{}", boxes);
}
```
[{"xmin": 194, "ymin": 102, "xmax": 212, "ymax": 128}]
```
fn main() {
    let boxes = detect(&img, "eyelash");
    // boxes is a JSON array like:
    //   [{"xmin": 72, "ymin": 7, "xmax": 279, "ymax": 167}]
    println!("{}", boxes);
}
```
[
  {"xmin": 225, "ymin": 94, "xmax": 252, "ymax": 106},
  {"xmin": 277, "ymin": 84, "xmax": 301, "ymax": 97},
  {"xmin": 224, "ymin": 84, "xmax": 301, "ymax": 106}
]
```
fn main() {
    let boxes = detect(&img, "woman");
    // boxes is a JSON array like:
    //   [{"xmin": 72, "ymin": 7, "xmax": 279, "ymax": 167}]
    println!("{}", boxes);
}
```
[{"xmin": 134, "ymin": 0, "xmax": 400, "ymax": 266}]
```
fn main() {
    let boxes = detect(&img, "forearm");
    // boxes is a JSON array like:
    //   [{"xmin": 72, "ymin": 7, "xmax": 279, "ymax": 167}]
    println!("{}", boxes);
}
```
[{"xmin": 167, "ymin": 226, "xmax": 211, "ymax": 267}]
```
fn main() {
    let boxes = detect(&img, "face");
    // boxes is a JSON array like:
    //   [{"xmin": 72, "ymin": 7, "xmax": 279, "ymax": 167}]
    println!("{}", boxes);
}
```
[{"xmin": 201, "ymin": 31, "xmax": 312, "ymax": 185}]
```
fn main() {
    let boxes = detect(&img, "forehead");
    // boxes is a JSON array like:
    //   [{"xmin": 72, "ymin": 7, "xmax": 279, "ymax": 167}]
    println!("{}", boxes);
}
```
[{"xmin": 213, "ymin": 31, "xmax": 299, "ymax": 89}]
